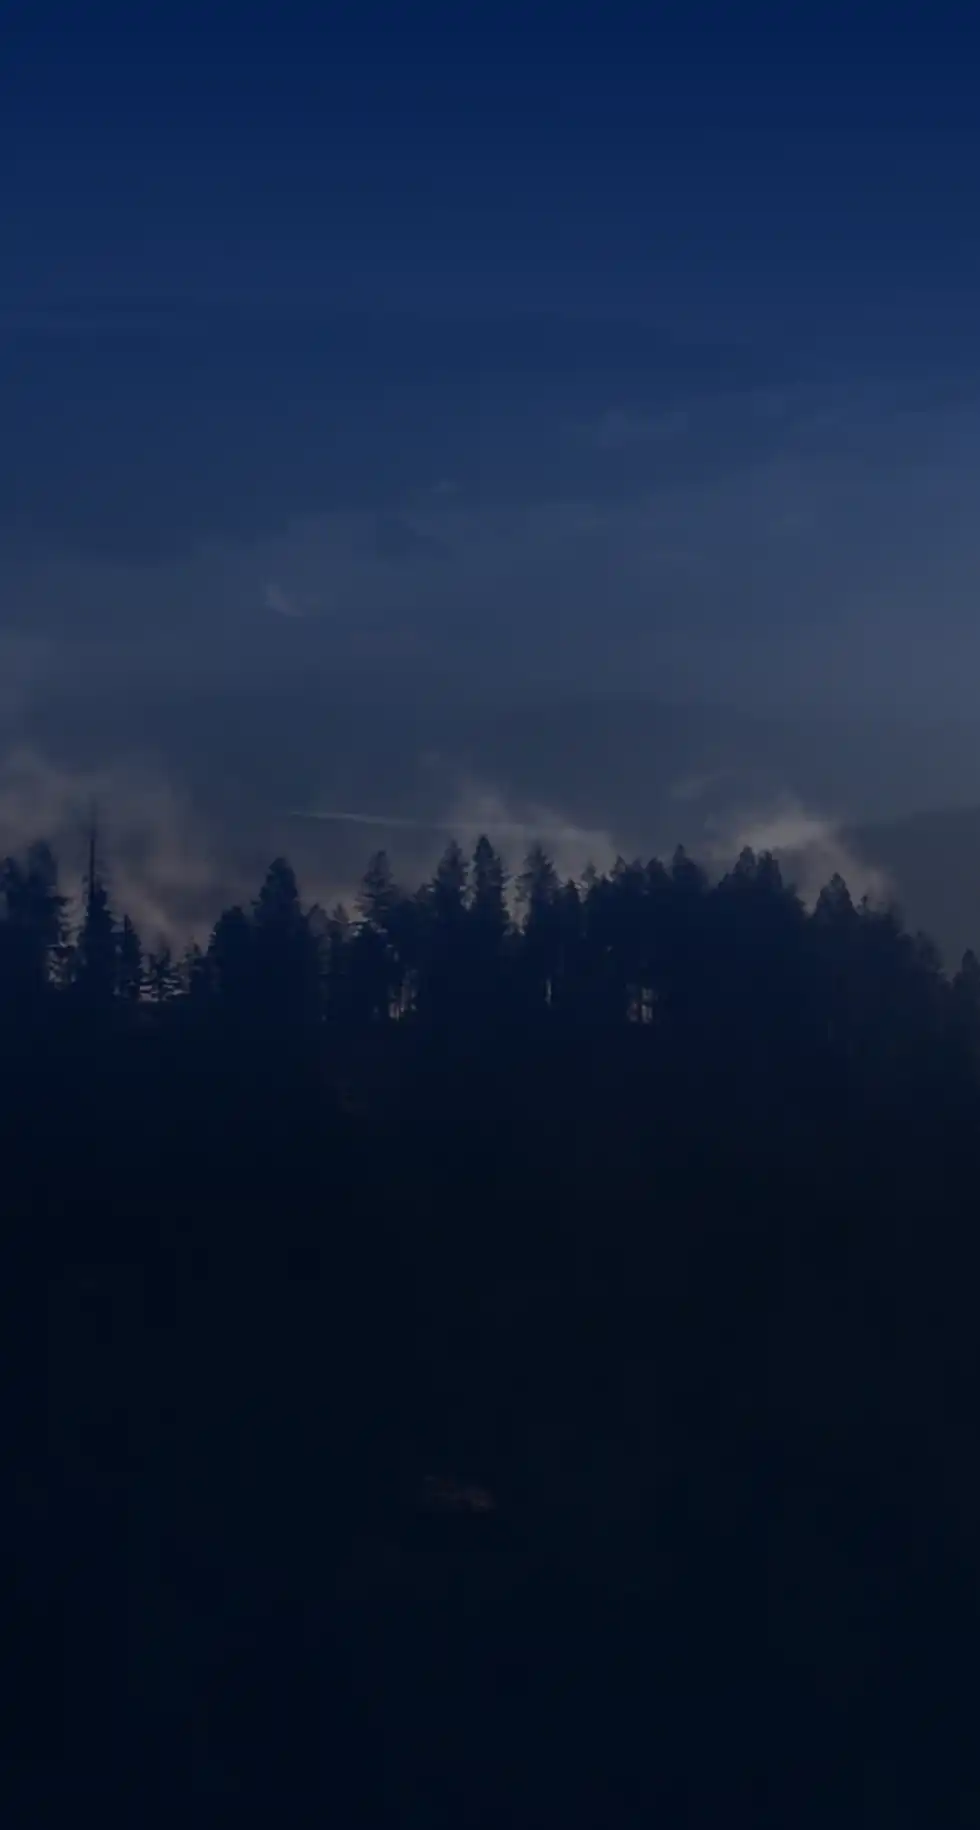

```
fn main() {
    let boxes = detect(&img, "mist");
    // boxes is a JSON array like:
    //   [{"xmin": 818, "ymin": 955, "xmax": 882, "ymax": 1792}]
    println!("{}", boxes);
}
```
[
  {"xmin": 0, "ymin": 730, "xmax": 898, "ymax": 958},
  {"xmin": 0, "ymin": 624, "xmax": 972, "ymax": 962}
]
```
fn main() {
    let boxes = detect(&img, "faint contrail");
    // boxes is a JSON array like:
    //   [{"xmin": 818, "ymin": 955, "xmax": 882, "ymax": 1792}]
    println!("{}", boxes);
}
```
[{"xmin": 289, "ymin": 809, "xmax": 590, "ymax": 842}]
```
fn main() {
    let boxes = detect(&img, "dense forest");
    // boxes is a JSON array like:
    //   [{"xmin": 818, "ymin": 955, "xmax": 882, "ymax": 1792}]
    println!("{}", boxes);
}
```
[{"xmin": 11, "ymin": 831, "xmax": 980, "ymax": 1823}]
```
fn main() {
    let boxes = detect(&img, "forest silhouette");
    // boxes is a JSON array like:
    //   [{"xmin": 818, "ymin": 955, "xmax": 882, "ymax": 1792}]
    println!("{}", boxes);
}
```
[{"xmin": 10, "ymin": 830, "xmax": 980, "ymax": 1822}]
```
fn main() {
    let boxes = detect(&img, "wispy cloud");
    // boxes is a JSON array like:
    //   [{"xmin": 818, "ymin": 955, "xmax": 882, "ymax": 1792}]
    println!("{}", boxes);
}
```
[
  {"xmin": 595, "ymin": 407, "xmax": 691, "ymax": 449},
  {"xmin": 371, "ymin": 514, "xmax": 449, "ymax": 564},
  {"xmin": 669, "ymin": 769, "xmax": 734, "ymax": 804},
  {"xmin": 444, "ymin": 778, "xmax": 615, "ymax": 883},
  {"xmin": 264, "ymin": 580, "xmax": 311, "ymax": 619},
  {"xmin": 0, "ymin": 747, "xmax": 227, "ymax": 946},
  {"xmin": 295, "ymin": 770, "xmax": 617, "ymax": 891},
  {"xmin": 701, "ymin": 793, "xmax": 891, "ymax": 908}
]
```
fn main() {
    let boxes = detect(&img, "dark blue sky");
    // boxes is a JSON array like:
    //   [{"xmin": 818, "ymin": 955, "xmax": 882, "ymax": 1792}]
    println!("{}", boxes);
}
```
[{"xmin": 4, "ymin": 0, "xmax": 980, "ymax": 712}]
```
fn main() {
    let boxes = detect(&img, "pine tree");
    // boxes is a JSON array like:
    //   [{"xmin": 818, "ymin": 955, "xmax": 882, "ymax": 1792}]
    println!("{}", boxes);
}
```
[
  {"xmin": 518, "ymin": 844, "xmax": 561, "ymax": 1012},
  {"xmin": 470, "ymin": 835, "xmax": 508, "ymax": 940},
  {"xmin": 207, "ymin": 905, "xmax": 254, "ymax": 1010},
  {"xmin": 432, "ymin": 841, "xmax": 468, "ymax": 923},
  {"xmin": 254, "ymin": 857, "xmax": 303, "ymax": 934},
  {"xmin": 146, "ymin": 943, "xmax": 180, "ymax": 1006},
  {"xmin": 416, "ymin": 842, "xmax": 470, "ymax": 1027},
  {"xmin": 74, "ymin": 859, "xmax": 118, "ymax": 1014},
  {"xmin": 466, "ymin": 835, "xmax": 509, "ymax": 1023},
  {"xmin": 357, "ymin": 851, "xmax": 399, "ymax": 931},
  {"xmin": 516, "ymin": 842, "xmax": 559, "ymax": 915},
  {"xmin": 181, "ymin": 941, "xmax": 211, "ymax": 1006},
  {"xmin": 117, "ymin": 915, "xmax": 144, "ymax": 1005},
  {"xmin": 354, "ymin": 852, "xmax": 406, "ymax": 1021},
  {"xmin": 951, "ymin": 949, "xmax": 980, "ymax": 1068},
  {"xmin": 0, "ymin": 841, "xmax": 67, "ymax": 1010},
  {"xmin": 252, "ymin": 858, "xmax": 320, "ymax": 1027}
]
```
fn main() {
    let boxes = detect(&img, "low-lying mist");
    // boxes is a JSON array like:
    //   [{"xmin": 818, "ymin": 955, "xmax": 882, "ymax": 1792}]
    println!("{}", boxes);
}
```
[{"xmin": 0, "ymin": 735, "xmax": 903, "ymax": 959}]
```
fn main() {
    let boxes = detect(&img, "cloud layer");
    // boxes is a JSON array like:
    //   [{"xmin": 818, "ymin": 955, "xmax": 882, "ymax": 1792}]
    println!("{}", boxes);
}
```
[{"xmin": 5, "ymin": 307, "xmax": 980, "ymax": 711}]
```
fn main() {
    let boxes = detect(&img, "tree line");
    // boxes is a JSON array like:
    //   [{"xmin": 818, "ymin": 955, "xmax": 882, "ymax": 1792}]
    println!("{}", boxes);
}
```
[{"xmin": 5, "ymin": 830, "xmax": 980, "ymax": 1059}]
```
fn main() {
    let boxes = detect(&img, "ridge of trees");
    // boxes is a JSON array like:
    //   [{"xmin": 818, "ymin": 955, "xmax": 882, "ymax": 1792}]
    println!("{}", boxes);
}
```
[
  {"xmin": 2, "ymin": 833, "xmax": 978, "ymax": 1070},
  {"xmin": 11, "ymin": 829, "xmax": 980, "ymax": 1816}
]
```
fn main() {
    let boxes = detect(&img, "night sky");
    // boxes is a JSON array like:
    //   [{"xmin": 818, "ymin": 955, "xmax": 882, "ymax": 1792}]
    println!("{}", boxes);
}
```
[{"xmin": 5, "ymin": 2, "xmax": 980, "ymax": 941}]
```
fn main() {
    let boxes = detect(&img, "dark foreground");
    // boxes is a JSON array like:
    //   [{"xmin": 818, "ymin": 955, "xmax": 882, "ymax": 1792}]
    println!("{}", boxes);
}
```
[{"xmin": 15, "ymin": 1106, "xmax": 980, "ymax": 1828}]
